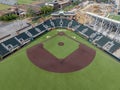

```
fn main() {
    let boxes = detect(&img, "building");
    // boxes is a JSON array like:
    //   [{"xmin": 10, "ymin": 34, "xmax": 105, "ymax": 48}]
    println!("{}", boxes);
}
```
[
  {"xmin": 45, "ymin": 0, "xmax": 72, "ymax": 9},
  {"xmin": 45, "ymin": 2, "xmax": 60, "ymax": 9},
  {"xmin": 51, "ymin": 10, "xmax": 76, "ymax": 19}
]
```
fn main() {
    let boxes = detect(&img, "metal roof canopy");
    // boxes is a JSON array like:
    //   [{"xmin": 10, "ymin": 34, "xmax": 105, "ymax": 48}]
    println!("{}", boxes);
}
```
[{"xmin": 86, "ymin": 12, "xmax": 120, "ymax": 24}]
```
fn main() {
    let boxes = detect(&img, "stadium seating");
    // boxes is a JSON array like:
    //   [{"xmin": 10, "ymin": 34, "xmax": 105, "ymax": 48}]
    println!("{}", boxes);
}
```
[
  {"xmin": 28, "ymin": 28, "xmax": 40, "ymax": 37},
  {"xmin": 89, "ymin": 32, "xmax": 98, "ymax": 39},
  {"xmin": 109, "ymin": 42, "xmax": 120, "ymax": 53},
  {"xmin": 1, "ymin": 18, "xmax": 120, "ymax": 60},
  {"xmin": 15, "ymin": 32, "xmax": 31, "ymax": 44},
  {"xmin": 94, "ymin": 36, "xmax": 112, "ymax": 47},
  {"xmin": 76, "ymin": 25, "xmax": 88, "ymax": 32},
  {"xmin": 52, "ymin": 19, "xmax": 61, "ymax": 27},
  {"xmin": 69, "ymin": 20, "xmax": 80, "ymax": 29},
  {"xmin": 0, "ymin": 44, "xmax": 9, "ymax": 57},
  {"xmin": 36, "ymin": 24, "xmax": 47, "ymax": 31},
  {"xmin": 62, "ymin": 19, "xmax": 70, "ymax": 28},
  {"xmin": 3, "ymin": 37, "xmax": 21, "ymax": 47},
  {"xmin": 2, "ymin": 37, "xmax": 21, "ymax": 52},
  {"xmin": 43, "ymin": 20, "xmax": 54, "ymax": 29},
  {"xmin": 83, "ymin": 28, "xmax": 95, "ymax": 37}
]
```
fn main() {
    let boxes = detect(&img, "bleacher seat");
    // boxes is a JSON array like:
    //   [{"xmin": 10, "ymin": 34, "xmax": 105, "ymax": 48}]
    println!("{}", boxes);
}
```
[
  {"xmin": 109, "ymin": 42, "xmax": 120, "ymax": 53},
  {"xmin": 69, "ymin": 20, "xmax": 79, "ymax": 29},
  {"xmin": 36, "ymin": 24, "xmax": 46, "ymax": 31},
  {"xmin": 83, "ymin": 28, "xmax": 95, "ymax": 37},
  {"xmin": 16, "ymin": 32, "xmax": 30, "ymax": 41},
  {"xmin": 0, "ymin": 44, "xmax": 9, "ymax": 56},
  {"xmin": 15, "ymin": 32, "xmax": 31, "ymax": 44},
  {"xmin": 95, "ymin": 36, "xmax": 112, "ymax": 47},
  {"xmin": 52, "ymin": 19, "xmax": 61, "ymax": 27},
  {"xmin": 28, "ymin": 28, "xmax": 39, "ymax": 37},
  {"xmin": 76, "ymin": 25, "xmax": 87, "ymax": 32},
  {"xmin": 3, "ymin": 37, "xmax": 21, "ymax": 47},
  {"xmin": 44, "ymin": 20, "xmax": 54, "ymax": 28},
  {"xmin": 89, "ymin": 32, "xmax": 100, "ymax": 41},
  {"xmin": 62, "ymin": 19, "xmax": 70, "ymax": 28}
]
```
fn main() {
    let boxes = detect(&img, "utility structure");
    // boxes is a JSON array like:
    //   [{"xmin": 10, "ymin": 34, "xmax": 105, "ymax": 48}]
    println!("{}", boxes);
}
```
[{"xmin": 86, "ymin": 12, "xmax": 120, "ymax": 42}]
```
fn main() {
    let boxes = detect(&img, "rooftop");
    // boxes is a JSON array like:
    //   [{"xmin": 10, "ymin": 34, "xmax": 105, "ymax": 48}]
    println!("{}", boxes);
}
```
[{"xmin": 51, "ymin": 10, "xmax": 76, "ymax": 16}]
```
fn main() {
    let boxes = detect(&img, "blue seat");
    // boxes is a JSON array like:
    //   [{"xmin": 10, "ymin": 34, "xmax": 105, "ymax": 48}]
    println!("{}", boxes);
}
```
[
  {"xmin": 52, "ymin": 19, "xmax": 61, "ymax": 27},
  {"xmin": 62, "ymin": 19, "xmax": 70, "ymax": 28},
  {"xmin": 76, "ymin": 25, "xmax": 88, "ymax": 32},
  {"xmin": 95, "ymin": 36, "xmax": 112, "ymax": 47},
  {"xmin": 16, "ymin": 32, "xmax": 30, "ymax": 41},
  {"xmin": 36, "ymin": 24, "xmax": 46, "ymax": 31},
  {"xmin": 28, "ymin": 28, "xmax": 39, "ymax": 37},
  {"xmin": 3, "ymin": 37, "xmax": 21, "ymax": 47},
  {"xmin": 83, "ymin": 28, "xmax": 95, "ymax": 37},
  {"xmin": 109, "ymin": 42, "xmax": 120, "ymax": 53},
  {"xmin": 69, "ymin": 20, "xmax": 79, "ymax": 29},
  {"xmin": 0, "ymin": 44, "xmax": 9, "ymax": 56},
  {"xmin": 44, "ymin": 20, "xmax": 54, "ymax": 28}
]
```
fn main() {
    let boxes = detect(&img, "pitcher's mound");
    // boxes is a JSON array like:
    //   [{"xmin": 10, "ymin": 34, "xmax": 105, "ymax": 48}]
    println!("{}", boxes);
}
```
[{"xmin": 58, "ymin": 42, "xmax": 64, "ymax": 46}]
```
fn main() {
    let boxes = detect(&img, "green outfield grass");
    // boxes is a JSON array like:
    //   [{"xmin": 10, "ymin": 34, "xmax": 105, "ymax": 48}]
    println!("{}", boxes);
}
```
[
  {"xmin": 44, "ymin": 35, "xmax": 79, "ymax": 59},
  {"xmin": 0, "ymin": 29, "xmax": 120, "ymax": 90}
]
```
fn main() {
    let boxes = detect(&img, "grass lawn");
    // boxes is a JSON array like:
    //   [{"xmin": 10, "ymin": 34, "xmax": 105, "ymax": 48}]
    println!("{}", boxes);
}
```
[
  {"xmin": 64, "ymin": 4, "xmax": 75, "ymax": 11},
  {"xmin": 108, "ymin": 14, "xmax": 120, "ymax": 21},
  {"xmin": 0, "ymin": 4, "xmax": 11, "ymax": 10},
  {"xmin": 0, "ymin": 29, "xmax": 120, "ymax": 90},
  {"xmin": 43, "ymin": 35, "xmax": 79, "ymax": 59},
  {"xmin": 18, "ymin": 0, "xmax": 53, "ymax": 4},
  {"xmin": 18, "ymin": 0, "xmax": 37, "ymax": 4}
]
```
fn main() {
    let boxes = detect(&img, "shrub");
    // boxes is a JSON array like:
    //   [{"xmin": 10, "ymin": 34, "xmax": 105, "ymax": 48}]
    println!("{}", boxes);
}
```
[{"xmin": 0, "ymin": 14, "xmax": 18, "ymax": 21}]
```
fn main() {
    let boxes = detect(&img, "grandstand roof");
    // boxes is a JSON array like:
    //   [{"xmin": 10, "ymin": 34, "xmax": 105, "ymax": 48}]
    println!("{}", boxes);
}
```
[
  {"xmin": 86, "ymin": 12, "xmax": 120, "ymax": 24},
  {"xmin": 51, "ymin": 10, "xmax": 76, "ymax": 16}
]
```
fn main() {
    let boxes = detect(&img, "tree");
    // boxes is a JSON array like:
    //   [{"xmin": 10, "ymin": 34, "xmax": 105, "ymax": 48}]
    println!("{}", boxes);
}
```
[
  {"xmin": 40, "ymin": 6, "xmax": 54, "ymax": 15},
  {"xmin": 27, "ymin": 8, "xmax": 36, "ymax": 17},
  {"xmin": 0, "ymin": 14, "xmax": 18, "ymax": 21}
]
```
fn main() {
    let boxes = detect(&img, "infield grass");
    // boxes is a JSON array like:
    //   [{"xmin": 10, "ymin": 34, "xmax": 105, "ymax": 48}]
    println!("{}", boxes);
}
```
[
  {"xmin": 43, "ymin": 35, "xmax": 79, "ymax": 59},
  {"xmin": 0, "ymin": 29, "xmax": 120, "ymax": 90}
]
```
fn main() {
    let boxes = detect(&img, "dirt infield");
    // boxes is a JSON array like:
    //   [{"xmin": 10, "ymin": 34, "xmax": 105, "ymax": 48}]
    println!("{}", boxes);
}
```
[{"xmin": 27, "ymin": 43, "xmax": 96, "ymax": 73}]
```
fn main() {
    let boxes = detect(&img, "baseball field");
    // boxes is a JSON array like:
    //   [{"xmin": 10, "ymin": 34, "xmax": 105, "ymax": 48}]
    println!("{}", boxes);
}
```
[{"xmin": 0, "ymin": 29, "xmax": 120, "ymax": 90}]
